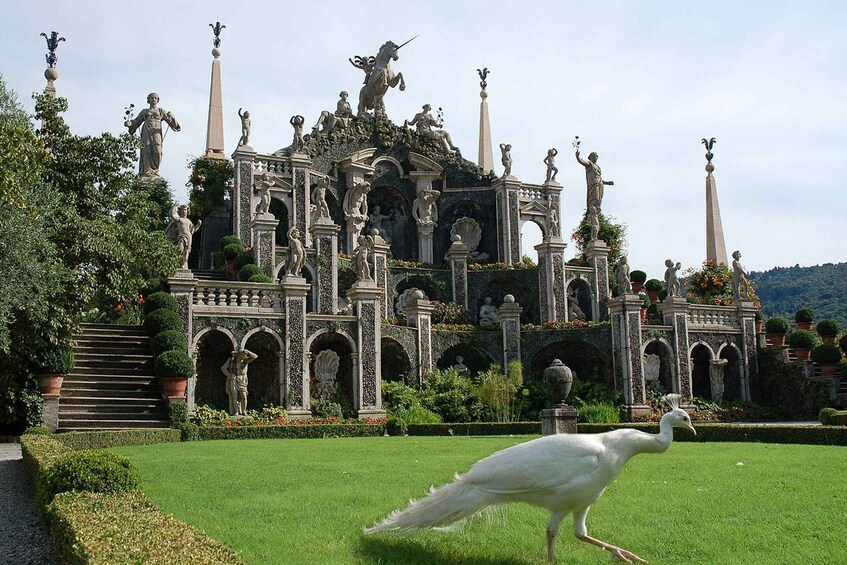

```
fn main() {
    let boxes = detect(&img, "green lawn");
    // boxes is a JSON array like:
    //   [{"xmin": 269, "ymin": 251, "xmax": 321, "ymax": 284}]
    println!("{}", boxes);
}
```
[{"xmin": 114, "ymin": 437, "xmax": 847, "ymax": 564}]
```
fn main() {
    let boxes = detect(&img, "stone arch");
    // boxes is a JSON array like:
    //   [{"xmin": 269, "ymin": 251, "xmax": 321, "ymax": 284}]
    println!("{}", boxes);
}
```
[
  {"xmin": 641, "ymin": 338, "xmax": 676, "ymax": 395},
  {"xmin": 308, "ymin": 330, "xmax": 357, "ymax": 418},
  {"xmin": 367, "ymin": 185, "xmax": 414, "ymax": 260},
  {"xmin": 566, "ymin": 278, "xmax": 594, "ymax": 322},
  {"xmin": 717, "ymin": 342, "xmax": 743, "ymax": 402},
  {"xmin": 436, "ymin": 198, "xmax": 493, "ymax": 263},
  {"xmin": 690, "ymin": 342, "xmax": 714, "ymax": 400},
  {"xmin": 381, "ymin": 337, "xmax": 413, "ymax": 383},
  {"xmin": 269, "ymin": 196, "xmax": 290, "ymax": 246},
  {"xmin": 192, "ymin": 325, "xmax": 237, "ymax": 352},
  {"xmin": 435, "ymin": 344, "xmax": 496, "ymax": 377},
  {"xmin": 193, "ymin": 329, "xmax": 236, "ymax": 411},
  {"xmin": 243, "ymin": 330, "xmax": 282, "ymax": 409},
  {"xmin": 372, "ymin": 155, "xmax": 405, "ymax": 177}
]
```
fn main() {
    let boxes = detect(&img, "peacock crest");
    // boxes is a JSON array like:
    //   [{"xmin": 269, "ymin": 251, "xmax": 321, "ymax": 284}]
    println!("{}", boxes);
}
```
[{"xmin": 663, "ymin": 393, "xmax": 682, "ymax": 410}]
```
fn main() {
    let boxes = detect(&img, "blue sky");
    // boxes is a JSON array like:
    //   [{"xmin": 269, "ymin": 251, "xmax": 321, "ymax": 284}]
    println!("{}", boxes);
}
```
[{"xmin": 3, "ymin": 1, "xmax": 845, "ymax": 275}]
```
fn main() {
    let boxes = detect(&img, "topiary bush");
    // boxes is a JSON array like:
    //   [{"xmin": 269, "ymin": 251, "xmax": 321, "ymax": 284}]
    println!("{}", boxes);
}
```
[
  {"xmin": 233, "ymin": 252, "xmax": 254, "ymax": 271},
  {"xmin": 811, "ymin": 344, "xmax": 842, "ymax": 365},
  {"xmin": 248, "ymin": 273, "xmax": 273, "ymax": 283},
  {"xmin": 150, "ymin": 330, "xmax": 188, "ymax": 356},
  {"xmin": 645, "ymin": 279, "xmax": 663, "ymax": 292},
  {"xmin": 143, "ymin": 309, "xmax": 182, "ymax": 336},
  {"xmin": 218, "ymin": 235, "xmax": 242, "ymax": 252},
  {"xmin": 154, "ymin": 350, "xmax": 195, "ymax": 378},
  {"xmin": 37, "ymin": 345, "xmax": 75, "ymax": 374},
  {"xmin": 788, "ymin": 330, "xmax": 817, "ymax": 349},
  {"xmin": 795, "ymin": 308, "xmax": 814, "ymax": 323},
  {"xmin": 819, "ymin": 407, "xmax": 837, "ymax": 425},
  {"xmin": 630, "ymin": 270, "xmax": 647, "ymax": 284},
  {"xmin": 238, "ymin": 264, "xmax": 262, "ymax": 282},
  {"xmin": 36, "ymin": 450, "xmax": 140, "ymax": 509},
  {"xmin": 764, "ymin": 316, "xmax": 789, "ymax": 335},
  {"xmin": 222, "ymin": 243, "xmax": 243, "ymax": 261},
  {"xmin": 142, "ymin": 291, "xmax": 178, "ymax": 316},
  {"xmin": 816, "ymin": 319, "xmax": 839, "ymax": 337}
]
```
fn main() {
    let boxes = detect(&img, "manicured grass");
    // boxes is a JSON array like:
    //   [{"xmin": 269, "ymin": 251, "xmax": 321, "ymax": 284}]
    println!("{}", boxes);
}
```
[{"xmin": 114, "ymin": 437, "xmax": 847, "ymax": 564}]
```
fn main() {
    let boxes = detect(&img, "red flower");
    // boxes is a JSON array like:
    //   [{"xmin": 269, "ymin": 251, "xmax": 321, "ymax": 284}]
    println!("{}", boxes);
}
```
[{"xmin": 113, "ymin": 303, "xmax": 123, "ymax": 313}]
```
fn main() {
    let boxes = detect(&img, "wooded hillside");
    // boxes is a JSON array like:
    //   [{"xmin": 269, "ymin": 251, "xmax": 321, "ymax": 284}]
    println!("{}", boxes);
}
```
[{"xmin": 750, "ymin": 262, "xmax": 847, "ymax": 326}]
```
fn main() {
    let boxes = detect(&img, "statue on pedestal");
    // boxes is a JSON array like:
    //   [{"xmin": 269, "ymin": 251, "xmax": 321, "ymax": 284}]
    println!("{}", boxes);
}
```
[
  {"xmin": 314, "ymin": 349, "xmax": 340, "ymax": 402},
  {"xmin": 166, "ymin": 204, "xmax": 201, "ymax": 270},
  {"xmin": 412, "ymin": 188, "xmax": 440, "ymax": 227},
  {"xmin": 547, "ymin": 195, "xmax": 560, "ymax": 238},
  {"xmin": 405, "ymin": 104, "xmax": 459, "ymax": 153},
  {"xmin": 254, "ymin": 174, "xmax": 272, "ymax": 217},
  {"xmin": 709, "ymin": 358, "xmax": 729, "ymax": 404},
  {"xmin": 587, "ymin": 205, "xmax": 600, "ymax": 242},
  {"xmin": 290, "ymin": 115, "xmax": 306, "ymax": 153},
  {"xmin": 350, "ymin": 37, "xmax": 413, "ymax": 118},
  {"xmin": 614, "ymin": 256, "xmax": 631, "ymax": 295},
  {"xmin": 310, "ymin": 177, "xmax": 331, "ymax": 222},
  {"xmin": 343, "ymin": 179, "xmax": 371, "ymax": 223},
  {"xmin": 221, "ymin": 348, "xmax": 257, "ymax": 416},
  {"xmin": 125, "ymin": 93, "xmax": 181, "ymax": 177},
  {"xmin": 368, "ymin": 205, "xmax": 392, "ymax": 242},
  {"xmin": 354, "ymin": 235, "xmax": 373, "ymax": 282},
  {"xmin": 576, "ymin": 150, "xmax": 614, "ymax": 211},
  {"xmin": 453, "ymin": 355, "xmax": 469, "ymax": 375},
  {"xmin": 499, "ymin": 143, "xmax": 512, "ymax": 177},
  {"xmin": 664, "ymin": 259, "xmax": 682, "ymax": 298},
  {"xmin": 567, "ymin": 287, "xmax": 585, "ymax": 321},
  {"xmin": 543, "ymin": 148, "xmax": 558, "ymax": 182},
  {"xmin": 285, "ymin": 227, "xmax": 305, "ymax": 277},
  {"xmin": 731, "ymin": 250, "xmax": 753, "ymax": 303},
  {"xmin": 237, "ymin": 108, "xmax": 251, "ymax": 147},
  {"xmin": 312, "ymin": 91, "xmax": 353, "ymax": 136},
  {"xmin": 479, "ymin": 297, "xmax": 499, "ymax": 324}
]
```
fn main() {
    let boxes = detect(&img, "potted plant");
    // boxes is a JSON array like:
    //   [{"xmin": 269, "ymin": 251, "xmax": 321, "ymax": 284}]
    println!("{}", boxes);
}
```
[
  {"xmin": 816, "ymin": 319, "xmax": 839, "ymax": 346},
  {"xmin": 788, "ymin": 330, "xmax": 817, "ymax": 362},
  {"xmin": 630, "ymin": 270, "xmax": 647, "ymax": 294},
  {"xmin": 638, "ymin": 293, "xmax": 650, "ymax": 322},
  {"xmin": 154, "ymin": 349, "xmax": 196, "ymax": 398},
  {"xmin": 248, "ymin": 273, "xmax": 273, "ymax": 304},
  {"xmin": 794, "ymin": 308, "xmax": 814, "ymax": 331},
  {"xmin": 222, "ymin": 242, "xmax": 243, "ymax": 274},
  {"xmin": 764, "ymin": 317, "xmax": 789, "ymax": 349},
  {"xmin": 36, "ymin": 345, "xmax": 75, "ymax": 395},
  {"xmin": 754, "ymin": 310, "xmax": 764, "ymax": 334},
  {"xmin": 811, "ymin": 343, "xmax": 842, "ymax": 377},
  {"xmin": 645, "ymin": 279, "xmax": 663, "ymax": 303}
]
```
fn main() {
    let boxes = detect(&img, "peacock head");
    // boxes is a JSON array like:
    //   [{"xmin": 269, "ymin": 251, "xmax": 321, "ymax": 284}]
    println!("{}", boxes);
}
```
[{"xmin": 661, "ymin": 394, "xmax": 696, "ymax": 435}]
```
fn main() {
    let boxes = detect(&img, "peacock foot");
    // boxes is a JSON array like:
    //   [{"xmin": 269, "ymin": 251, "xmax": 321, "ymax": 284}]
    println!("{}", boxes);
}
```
[{"xmin": 610, "ymin": 547, "xmax": 647, "ymax": 563}]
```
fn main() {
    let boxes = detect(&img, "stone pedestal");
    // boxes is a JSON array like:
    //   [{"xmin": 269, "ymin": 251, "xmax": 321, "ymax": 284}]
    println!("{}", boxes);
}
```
[
  {"xmin": 585, "ymin": 240, "xmax": 610, "ymax": 321},
  {"xmin": 417, "ymin": 223, "xmax": 435, "ymax": 264},
  {"xmin": 661, "ymin": 297, "xmax": 693, "ymax": 402},
  {"xmin": 609, "ymin": 294, "xmax": 648, "ymax": 410},
  {"xmin": 736, "ymin": 300, "xmax": 758, "ymax": 401},
  {"xmin": 499, "ymin": 295, "xmax": 523, "ymax": 369},
  {"xmin": 232, "ymin": 145, "xmax": 257, "ymax": 244},
  {"xmin": 405, "ymin": 296, "xmax": 435, "ymax": 382},
  {"xmin": 541, "ymin": 405, "xmax": 578, "ymax": 435},
  {"xmin": 493, "ymin": 176, "xmax": 521, "ymax": 264},
  {"xmin": 41, "ymin": 394, "xmax": 59, "ymax": 432},
  {"xmin": 347, "ymin": 283, "xmax": 386, "ymax": 418},
  {"xmin": 250, "ymin": 214, "xmax": 279, "ymax": 278},
  {"xmin": 535, "ymin": 240, "xmax": 567, "ymax": 323},
  {"xmin": 310, "ymin": 220, "xmax": 340, "ymax": 314},
  {"xmin": 289, "ymin": 153, "xmax": 312, "ymax": 249},
  {"xmin": 339, "ymin": 161, "xmax": 375, "ymax": 253},
  {"xmin": 445, "ymin": 236, "xmax": 470, "ymax": 309},
  {"xmin": 281, "ymin": 276, "xmax": 311, "ymax": 417},
  {"xmin": 167, "ymin": 275, "xmax": 198, "ymax": 349},
  {"xmin": 371, "ymin": 237, "xmax": 391, "ymax": 319}
]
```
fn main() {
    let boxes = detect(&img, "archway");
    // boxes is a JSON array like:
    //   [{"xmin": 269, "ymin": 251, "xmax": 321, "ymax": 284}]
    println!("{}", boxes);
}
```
[
  {"xmin": 194, "ymin": 329, "xmax": 235, "ymax": 411},
  {"xmin": 243, "ymin": 331, "xmax": 282, "ymax": 410},
  {"xmin": 643, "ymin": 339, "xmax": 675, "ymax": 396},
  {"xmin": 690, "ymin": 343, "xmax": 714, "ymax": 400},
  {"xmin": 381, "ymin": 338, "xmax": 412, "ymax": 383},
  {"xmin": 520, "ymin": 219, "xmax": 545, "ymax": 263},
  {"xmin": 436, "ymin": 344, "xmax": 495, "ymax": 378},
  {"xmin": 367, "ymin": 186, "xmax": 414, "ymax": 260},
  {"xmin": 269, "ymin": 198, "xmax": 290, "ymax": 246},
  {"xmin": 719, "ymin": 344, "xmax": 743, "ymax": 402},
  {"xmin": 309, "ymin": 331, "xmax": 355, "ymax": 418}
]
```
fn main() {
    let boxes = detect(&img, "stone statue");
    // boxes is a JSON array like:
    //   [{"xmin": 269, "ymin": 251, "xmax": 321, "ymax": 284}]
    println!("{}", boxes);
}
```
[
  {"xmin": 166, "ymin": 204, "xmax": 202, "ymax": 270},
  {"xmin": 405, "ymin": 104, "xmax": 459, "ymax": 153},
  {"xmin": 350, "ymin": 37, "xmax": 413, "ymax": 118},
  {"xmin": 664, "ymin": 259, "xmax": 682, "ymax": 298},
  {"xmin": 643, "ymin": 354, "xmax": 661, "ymax": 382},
  {"xmin": 567, "ymin": 287, "xmax": 585, "ymax": 321},
  {"xmin": 125, "ymin": 93, "xmax": 181, "ymax": 177},
  {"xmin": 543, "ymin": 148, "xmax": 558, "ymax": 182},
  {"xmin": 500, "ymin": 143, "xmax": 512, "ymax": 177},
  {"xmin": 731, "ymin": 250, "xmax": 753, "ymax": 303},
  {"xmin": 310, "ymin": 177, "xmax": 331, "ymax": 222},
  {"xmin": 368, "ymin": 205, "xmax": 392, "ymax": 242},
  {"xmin": 412, "ymin": 188, "xmax": 440, "ymax": 227},
  {"xmin": 285, "ymin": 227, "xmax": 305, "ymax": 277},
  {"xmin": 337, "ymin": 296, "xmax": 353, "ymax": 315},
  {"xmin": 587, "ymin": 205, "xmax": 600, "ymax": 242},
  {"xmin": 314, "ymin": 349, "xmax": 340, "ymax": 402},
  {"xmin": 453, "ymin": 355, "xmax": 469, "ymax": 375},
  {"xmin": 221, "ymin": 348, "xmax": 257, "ymax": 416},
  {"xmin": 614, "ymin": 256, "xmax": 631, "ymax": 295},
  {"xmin": 254, "ymin": 174, "xmax": 272, "ymax": 217},
  {"xmin": 479, "ymin": 296, "xmax": 499, "ymax": 324},
  {"xmin": 709, "ymin": 358, "xmax": 729, "ymax": 404},
  {"xmin": 312, "ymin": 91, "xmax": 353, "ymax": 135},
  {"xmin": 343, "ymin": 179, "xmax": 370, "ymax": 222},
  {"xmin": 237, "ymin": 108, "xmax": 251, "ymax": 147},
  {"xmin": 547, "ymin": 195, "xmax": 560, "ymax": 238},
  {"xmin": 354, "ymin": 235, "xmax": 373, "ymax": 282},
  {"xmin": 290, "ymin": 115, "xmax": 306, "ymax": 153},
  {"xmin": 576, "ymin": 150, "xmax": 614, "ymax": 211}
]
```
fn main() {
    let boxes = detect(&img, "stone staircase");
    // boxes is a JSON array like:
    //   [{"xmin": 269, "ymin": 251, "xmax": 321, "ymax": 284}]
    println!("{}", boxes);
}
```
[
  {"xmin": 192, "ymin": 268, "xmax": 227, "ymax": 281},
  {"xmin": 59, "ymin": 323, "xmax": 169, "ymax": 431}
]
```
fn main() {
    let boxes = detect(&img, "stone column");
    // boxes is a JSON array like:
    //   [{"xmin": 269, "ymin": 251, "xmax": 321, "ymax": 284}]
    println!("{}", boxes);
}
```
[
  {"xmin": 250, "ymin": 214, "xmax": 279, "ymax": 278},
  {"xmin": 493, "ymin": 176, "xmax": 521, "ymax": 264},
  {"xmin": 167, "ymin": 274, "xmax": 198, "ymax": 412},
  {"xmin": 347, "ymin": 282, "xmax": 386, "ymax": 418},
  {"xmin": 499, "ymin": 295, "xmax": 523, "ymax": 369},
  {"xmin": 41, "ymin": 395, "xmax": 59, "ymax": 432},
  {"xmin": 339, "ymin": 162, "xmax": 375, "ymax": 253},
  {"xmin": 445, "ymin": 235, "xmax": 470, "ymax": 309},
  {"xmin": 661, "ymin": 297, "xmax": 693, "ymax": 404},
  {"xmin": 370, "ymin": 235, "xmax": 391, "ymax": 320},
  {"xmin": 289, "ymin": 154, "xmax": 312, "ymax": 249},
  {"xmin": 535, "ymin": 240, "xmax": 568, "ymax": 323},
  {"xmin": 585, "ymin": 240, "xmax": 611, "ymax": 321},
  {"xmin": 281, "ymin": 275, "xmax": 311, "ymax": 418},
  {"xmin": 232, "ymin": 145, "xmax": 257, "ymax": 244},
  {"xmin": 310, "ymin": 220, "xmax": 340, "ymax": 314},
  {"xmin": 405, "ymin": 292, "xmax": 435, "ymax": 382},
  {"xmin": 736, "ymin": 301, "xmax": 758, "ymax": 401},
  {"xmin": 609, "ymin": 294, "xmax": 650, "ymax": 418}
]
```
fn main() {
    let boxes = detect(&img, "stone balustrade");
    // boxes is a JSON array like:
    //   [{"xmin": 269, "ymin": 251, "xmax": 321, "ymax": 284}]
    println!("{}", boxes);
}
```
[
  {"xmin": 253, "ymin": 154, "xmax": 291, "ymax": 177},
  {"xmin": 687, "ymin": 304, "xmax": 739, "ymax": 328},
  {"xmin": 519, "ymin": 186, "xmax": 544, "ymax": 201},
  {"xmin": 193, "ymin": 281, "xmax": 284, "ymax": 313}
]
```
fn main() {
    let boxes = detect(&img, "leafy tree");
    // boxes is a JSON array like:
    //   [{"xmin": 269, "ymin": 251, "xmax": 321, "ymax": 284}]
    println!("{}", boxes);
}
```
[
  {"xmin": 750, "ymin": 262, "xmax": 847, "ymax": 329},
  {"xmin": 571, "ymin": 210, "xmax": 628, "ymax": 266},
  {"xmin": 187, "ymin": 156, "xmax": 233, "ymax": 219}
]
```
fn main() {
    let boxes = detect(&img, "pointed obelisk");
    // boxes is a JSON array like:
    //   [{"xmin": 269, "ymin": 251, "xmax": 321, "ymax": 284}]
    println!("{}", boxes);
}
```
[
  {"xmin": 40, "ymin": 31, "xmax": 65, "ymax": 99},
  {"xmin": 477, "ymin": 68, "xmax": 494, "ymax": 174},
  {"xmin": 204, "ymin": 22, "xmax": 226, "ymax": 159},
  {"xmin": 702, "ymin": 138, "xmax": 728, "ymax": 266}
]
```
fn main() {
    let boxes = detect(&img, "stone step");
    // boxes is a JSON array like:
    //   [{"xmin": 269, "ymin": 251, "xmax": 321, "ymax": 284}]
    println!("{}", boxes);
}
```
[
  {"xmin": 192, "ymin": 269, "xmax": 227, "ymax": 280},
  {"xmin": 63, "ymin": 374, "xmax": 158, "ymax": 386},
  {"xmin": 60, "ymin": 408, "xmax": 166, "ymax": 419},
  {"xmin": 59, "ymin": 420, "xmax": 170, "ymax": 431},
  {"xmin": 74, "ymin": 341, "xmax": 150, "ymax": 352},
  {"xmin": 71, "ymin": 364, "xmax": 155, "ymax": 375},
  {"xmin": 61, "ymin": 387, "xmax": 159, "ymax": 399},
  {"xmin": 78, "ymin": 324, "xmax": 147, "ymax": 336}
]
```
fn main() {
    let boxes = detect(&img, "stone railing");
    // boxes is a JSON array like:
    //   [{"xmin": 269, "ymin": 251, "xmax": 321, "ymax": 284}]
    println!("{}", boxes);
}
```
[
  {"xmin": 519, "ymin": 186, "xmax": 544, "ymax": 201},
  {"xmin": 687, "ymin": 304, "xmax": 739, "ymax": 328},
  {"xmin": 253, "ymin": 154, "xmax": 291, "ymax": 177},
  {"xmin": 193, "ymin": 282, "xmax": 284, "ymax": 313}
]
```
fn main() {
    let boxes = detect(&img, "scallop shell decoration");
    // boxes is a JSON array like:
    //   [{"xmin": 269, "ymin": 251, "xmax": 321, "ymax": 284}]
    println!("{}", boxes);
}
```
[
  {"xmin": 315, "ymin": 350, "xmax": 340, "ymax": 382},
  {"xmin": 450, "ymin": 217, "xmax": 482, "ymax": 252}
]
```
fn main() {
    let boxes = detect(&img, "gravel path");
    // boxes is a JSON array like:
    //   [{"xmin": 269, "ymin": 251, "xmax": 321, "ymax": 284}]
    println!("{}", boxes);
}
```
[{"xmin": 0, "ymin": 444, "xmax": 56, "ymax": 564}]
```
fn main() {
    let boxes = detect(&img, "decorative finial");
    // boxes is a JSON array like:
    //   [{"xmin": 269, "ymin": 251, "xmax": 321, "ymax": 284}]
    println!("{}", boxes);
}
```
[
  {"xmin": 40, "ymin": 31, "xmax": 65, "ymax": 68},
  {"xmin": 209, "ymin": 21, "xmax": 226, "ymax": 49},
  {"xmin": 572, "ymin": 135, "xmax": 581, "ymax": 151},
  {"xmin": 477, "ymin": 67, "xmax": 489, "ymax": 91},
  {"xmin": 123, "ymin": 104, "xmax": 135, "ymax": 127},
  {"xmin": 701, "ymin": 137, "xmax": 716, "ymax": 163}
]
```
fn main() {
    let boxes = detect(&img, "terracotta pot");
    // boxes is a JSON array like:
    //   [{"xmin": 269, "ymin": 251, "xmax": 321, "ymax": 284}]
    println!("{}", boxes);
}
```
[
  {"xmin": 820, "ymin": 364, "xmax": 837, "ymax": 377},
  {"xmin": 162, "ymin": 377, "xmax": 188, "ymax": 398},
  {"xmin": 647, "ymin": 290, "xmax": 660, "ymax": 303},
  {"xmin": 38, "ymin": 374, "xmax": 64, "ymax": 395},
  {"xmin": 226, "ymin": 260, "xmax": 235, "ymax": 274},
  {"xmin": 821, "ymin": 335, "xmax": 836, "ymax": 346},
  {"xmin": 544, "ymin": 359, "xmax": 573, "ymax": 406},
  {"xmin": 755, "ymin": 320, "xmax": 763, "ymax": 334},
  {"xmin": 794, "ymin": 347, "xmax": 811, "ymax": 362},
  {"xmin": 640, "ymin": 307, "xmax": 648, "ymax": 323},
  {"xmin": 767, "ymin": 333, "xmax": 786, "ymax": 349},
  {"xmin": 631, "ymin": 282, "xmax": 644, "ymax": 293},
  {"xmin": 796, "ymin": 321, "xmax": 813, "ymax": 331}
]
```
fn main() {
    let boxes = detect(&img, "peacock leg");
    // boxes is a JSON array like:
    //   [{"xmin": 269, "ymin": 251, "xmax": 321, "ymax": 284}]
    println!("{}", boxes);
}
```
[
  {"xmin": 572, "ymin": 506, "xmax": 646, "ymax": 564},
  {"xmin": 546, "ymin": 512, "xmax": 565, "ymax": 564}
]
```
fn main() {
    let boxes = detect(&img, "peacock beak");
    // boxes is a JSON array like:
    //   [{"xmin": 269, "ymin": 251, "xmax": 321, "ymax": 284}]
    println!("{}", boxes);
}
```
[{"xmin": 687, "ymin": 423, "xmax": 697, "ymax": 435}]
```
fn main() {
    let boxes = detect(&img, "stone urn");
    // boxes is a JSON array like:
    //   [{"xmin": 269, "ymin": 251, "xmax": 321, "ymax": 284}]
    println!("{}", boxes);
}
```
[
  {"xmin": 544, "ymin": 359, "xmax": 573, "ymax": 407},
  {"xmin": 162, "ymin": 377, "xmax": 188, "ymax": 398},
  {"xmin": 38, "ymin": 374, "xmax": 64, "ymax": 396}
]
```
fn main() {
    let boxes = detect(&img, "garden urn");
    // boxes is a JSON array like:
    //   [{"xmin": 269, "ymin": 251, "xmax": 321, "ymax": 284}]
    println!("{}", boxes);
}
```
[
  {"xmin": 544, "ymin": 359, "xmax": 574, "ymax": 407},
  {"xmin": 162, "ymin": 377, "xmax": 188, "ymax": 398},
  {"xmin": 37, "ymin": 374, "xmax": 64, "ymax": 396}
]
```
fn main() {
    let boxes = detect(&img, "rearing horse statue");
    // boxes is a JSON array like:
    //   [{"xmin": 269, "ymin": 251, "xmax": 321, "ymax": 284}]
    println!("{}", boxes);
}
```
[{"xmin": 350, "ymin": 37, "xmax": 415, "ymax": 118}]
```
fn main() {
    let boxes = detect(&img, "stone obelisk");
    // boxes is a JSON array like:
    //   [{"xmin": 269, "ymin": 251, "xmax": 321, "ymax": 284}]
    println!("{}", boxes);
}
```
[
  {"xmin": 477, "ymin": 68, "xmax": 494, "ymax": 174},
  {"xmin": 204, "ymin": 22, "xmax": 226, "ymax": 159},
  {"xmin": 703, "ymin": 138, "xmax": 728, "ymax": 266}
]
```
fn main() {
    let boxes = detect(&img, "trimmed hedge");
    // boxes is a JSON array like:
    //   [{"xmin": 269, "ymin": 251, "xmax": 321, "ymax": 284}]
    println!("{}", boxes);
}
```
[
  {"xmin": 233, "ymin": 252, "xmax": 254, "ymax": 270},
  {"xmin": 142, "ymin": 291, "xmax": 179, "ymax": 316},
  {"xmin": 155, "ymin": 350, "xmax": 195, "ymax": 378},
  {"xmin": 222, "ymin": 242, "xmax": 243, "ymax": 261},
  {"xmin": 765, "ymin": 316, "xmax": 789, "ymax": 334},
  {"xmin": 795, "ymin": 308, "xmax": 815, "ymax": 323},
  {"xmin": 816, "ymin": 319, "xmax": 840, "ymax": 337},
  {"xmin": 788, "ymin": 330, "xmax": 817, "ymax": 349},
  {"xmin": 21, "ymin": 435, "xmax": 72, "ymax": 481},
  {"xmin": 630, "ymin": 270, "xmax": 647, "ymax": 283},
  {"xmin": 248, "ymin": 273, "xmax": 273, "ymax": 283},
  {"xmin": 197, "ymin": 423, "xmax": 386, "ymax": 441},
  {"xmin": 143, "ymin": 309, "xmax": 182, "ymax": 336},
  {"xmin": 36, "ymin": 450, "xmax": 140, "ymax": 509},
  {"xmin": 238, "ymin": 264, "xmax": 262, "ymax": 281},
  {"xmin": 218, "ymin": 235, "xmax": 242, "ymax": 251},
  {"xmin": 46, "ymin": 492, "xmax": 243, "ymax": 564},
  {"xmin": 645, "ymin": 278, "xmax": 663, "ymax": 292},
  {"xmin": 819, "ymin": 408, "xmax": 847, "ymax": 426},
  {"xmin": 150, "ymin": 330, "xmax": 188, "ymax": 356},
  {"xmin": 407, "ymin": 422, "xmax": 542, "ymax": 436},
  {"xmin": 54, "ymin": 429, "xmax": 180, "ymax": 451},
  {"xmin": 811, "ymin": 344, "xmax": 842, "ymax": 365}
]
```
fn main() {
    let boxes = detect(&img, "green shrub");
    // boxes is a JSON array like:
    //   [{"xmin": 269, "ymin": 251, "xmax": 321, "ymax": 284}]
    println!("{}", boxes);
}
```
[
  {"xmin": 238, "ymin": 263, "xmax": 262, "ymax": 281},
  {"xmin": 754, "ymin": 310, "xmax": 763, "ymax": 321},
  {"xmin": 386, "ymin": 416, "xmax": 408, "ymax": 436},
  {"xmin": 630, "ymin": 270, "xmax": 647, "ymax": 283},
  {"xmin": 178, "ymin": 421, "xmax": 200, "ymax": 441},
  {"xmin": 407, "ymin": 422, "xmax": 541, "ymax": 436},
  {"xmin": 248, "ymin": 273, "xmax": 273, "ymax": 283},
  {"xmin": 36, "ymin": 450, "xmax": 140, "ymax": 509},
  {"xmin": 142, "ymin": 277, "xmax": 167, "ymax": 296},
  {"xmin": 764, "ymin": 316, "xmax": 789, "ymax": 334},
  {"xmin": 233, "ymin": 252, "xmax": 254, "ymax": 270},
  {"xmin": 816, "ymin": 319, "xmax": 840, "ymax": 337},
  {"xmin": 222, "ymin": 242, "xmax": 243, "ymax": 261},
  {"xmin": 37, "ymin": 345, "xmax": 75, "ymax": 374},
  {"xmin": 639, "ymin": 293, "xmax": 650, "ymax": 308},
  {"xmin": 658, "ymin": 289, "xmax": 668, "ymax": 302},
  {"xmin": 151, "ymin": 330, "xmax": 188, "ymax": 356},
  {"xmin": 20, "ymin": 435, "xmax": 72, "ymax": 481},
  {"xmin": 24, "ymin": 426, "xmax": 53, "ymax": 435},
  {"xmin": 645, "ymin": 279, "xmax": 663, "ymax": 292},
  {"xmin": 143, "ymin": 308, "xmax": 182, "ymax": 336},
  {"xmin": 155, "ymin": 350, "xmax": 195, "ymax": 378},
  {"xmin": 142, "ymin": 291, "xmax": 179, "ymax": 316},
  {"xmin": 196, "ymin": 423, "xmax": 385, "ymax": 440},
  {"xmin": 795, "ymin": 308, "xmax": 815, "ymax": 323},
  {"xmin": 194, "ymin": 405, "xmax": 231, "ymax": 427},
  {"xmin": 247, "ymin": 406, "xmax": 288, "ymax": 422},
  {"xmin": 579, "ymin": 402, "xmax": 621, "ymax": 423},
  {"xmin": 311, "ymin": 399, "xmax": 344, "ymax": 419},
  {"xmin": 53, "ymin": 429, "xmax": 180, "ymax": 450},
  {"xmin": 421, "ymin": 368, "xmax": 484, "ymax": 423},
  {"xmin": 819, "ymin": 407, "xmax": 837, "ymax": 425},
  {"xmin": 218, "ymin": 235, "xmax": 242, "ymax": 252},
  {"xmin": 788, "ymin": 330, "xmax": 817, "ymax": 349},
  {"xmin": 811, "ymin": 344, "xmax": 842, "ymax": 365}
]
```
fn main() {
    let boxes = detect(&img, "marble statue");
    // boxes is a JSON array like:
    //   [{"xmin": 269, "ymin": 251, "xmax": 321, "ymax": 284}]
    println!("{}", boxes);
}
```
[
  {"xmin": 587, "ymin": 205, "xmax": 600, "ymax": 242},
  {"xmin": 412, "ymin": 188, "xmax": 440, "ymax": 227},
  {"xmin": 576, "ymin": 150, "xmax": 614, "ymax": 211},
  {"xmin": 337, "ymin": 296, "xmax": 354, "ymax": 315},
  {"xmin": 312, "ymin": 91, "xmax": 353, "ymax": 135},
  {"xmin": 732, "ymin": 250, "xmax": 753, "ymax": 303},
  {"xmin": 405, "ymin": 104, "xmax": 459, "ymax": 153},
  {"xmin": 547, "ymin": 195, "xmax": 560, "ymax": 238},
  {"xmin": 500, "ymin": 143, "xmax": 512, "ymax": 177},
  {"xmin": 343, "ymin": 179, "xmax": 371, "ymax": 222},
  {"xmin": 285, "ymin": 227, "xmax": 305, "ymax": 277},
  {"xmin": 614, "ymin": 256, "xmax": 631, "ymax": 295},
  {"xmin": 221, "ymin": 348, "xmax": 257, "ymax": 416},
  {"xmin": 350, "ymin": 38, "xmax": 413, "ymax": 117},
  {"xmin": 354, "ymin": 235, "xmax": 373, "ymax": 282},
  {"xmin": 664, "ymin": 259, "xmax": 682, "ymax": 298},
  {"xmin": 368, "ymin": 205, "xmax": 392, "ymax": 242},
  {"xmin": 453, "ymin": 355, "xmax": 469, "ymax": 375},
  {"xmin": 643, "ymin": 353, "xmax": 661, "ymax": 382},
  {"xmin": 310, "ymin": 177, "xmax": 331, "ymax": 221},
  {"xmin": 314, "ymin": 349, "xmax": 340, "ymax": 402},
  {"xmin": 254, "ymin": 174, "xmax": 272, "ymax": 217},
  {"xmin": 479, "ymin": 296, "xmax": 499, "ymax": 324},
  {"xmin": 125, "ymin": 93, "xmax": 181, "ymax": 177},
  {"xmin": 709, "ymin": 358, "xmax": 729, "ymax": 404},
  {"xmin": 237, "ymin": 108, "xmax": 250, "ymax": 147},
  {"xmin": 543, "ymin": 148, "xmax": 558, "ymax": 182},
  {"xmin": 567, "ymin": 287, "xmax": 585, "ymax": 321},
  {"xmin": 166, "ymin": 204, "xmax": 201, "ymax": 270},
  {"xmin": 290, "ymin": 115, "xmax": 306, "ymax": 153}
]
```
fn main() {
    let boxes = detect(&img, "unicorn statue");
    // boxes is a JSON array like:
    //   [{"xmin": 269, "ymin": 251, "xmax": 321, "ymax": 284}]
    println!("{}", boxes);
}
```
[{"xmin": 349, "ymin": 37, "xmax": 415, "ymax": 118}]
